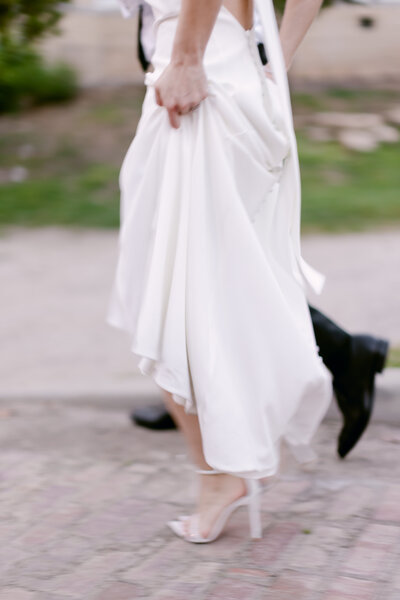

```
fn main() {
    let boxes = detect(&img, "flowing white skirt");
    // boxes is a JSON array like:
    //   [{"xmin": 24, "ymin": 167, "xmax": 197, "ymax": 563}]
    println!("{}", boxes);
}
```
[{"xmin": 107, "ymin": 8, "xmax": 332, "ymax": 478}]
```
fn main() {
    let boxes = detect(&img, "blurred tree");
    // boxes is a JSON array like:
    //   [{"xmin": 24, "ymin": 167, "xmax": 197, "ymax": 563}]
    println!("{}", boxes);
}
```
[
  {"xmin": 0, "ymin": 1, "xmax": 77, "ymax": 112},
  {"xmin": 0, "ymin": 0, "xmax": 71, "ymax": 44}
]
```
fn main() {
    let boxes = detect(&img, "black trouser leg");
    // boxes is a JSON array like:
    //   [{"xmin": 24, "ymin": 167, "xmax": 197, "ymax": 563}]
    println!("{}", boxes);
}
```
[{"xmin": 309, "ymin": 305, "xmax": 352, "ymax": 379}]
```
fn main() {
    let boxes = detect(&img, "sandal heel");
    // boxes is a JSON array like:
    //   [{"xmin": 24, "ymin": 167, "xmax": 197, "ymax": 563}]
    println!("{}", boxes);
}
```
[
  {"xmin": 247, "ymin": 481, "xmax": 263, "ymax": 540},
  {"xmin": 168, "ymin": 469, "xmax": 264, "ymax": 543}
]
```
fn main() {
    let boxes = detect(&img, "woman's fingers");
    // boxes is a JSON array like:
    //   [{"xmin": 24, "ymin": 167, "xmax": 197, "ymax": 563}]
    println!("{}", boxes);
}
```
[
  {"xmin": 155, "ymin": 86, "xmax": 163, "ymax": 107},
  {"xmin": 154, "ymin": 61, "xmax": 208, "ymax": 128},
  {"xmin": 168, "ymin": 107, "xmax": 181, "ymax": 129},
  {"xmin": 165, "ymin": 101, "xmax": 202, "ymax": 129}
]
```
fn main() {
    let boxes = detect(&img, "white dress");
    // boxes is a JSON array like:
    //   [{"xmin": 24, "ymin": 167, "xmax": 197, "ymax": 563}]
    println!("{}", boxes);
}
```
[{"xmin": 107, "ymin": 0, "xmax": 332, "ymax": 478}]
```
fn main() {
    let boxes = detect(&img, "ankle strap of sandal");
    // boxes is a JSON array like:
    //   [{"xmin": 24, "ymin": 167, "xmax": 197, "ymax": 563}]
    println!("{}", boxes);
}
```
[{"xmin": 196, "ymin": 468, "xmax": 221, "ymax": 475}]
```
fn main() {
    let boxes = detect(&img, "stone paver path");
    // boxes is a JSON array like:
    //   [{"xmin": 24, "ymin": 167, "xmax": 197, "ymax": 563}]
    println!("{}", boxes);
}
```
[{"xmin": 1, "ymin": 398, "xmax": 400, "ymax": 599}]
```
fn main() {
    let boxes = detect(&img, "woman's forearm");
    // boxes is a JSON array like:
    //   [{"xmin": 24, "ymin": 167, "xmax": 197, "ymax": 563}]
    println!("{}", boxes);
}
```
[
  {"xmin": 170, "ymin": 0, "xmax": 223, "ymax": 66},
  {"xmin": 279, "ymin": 0, "xmax": 324, "ymax": 70},
  {"xmin": 154, "ymin": 0, "xmax": 223, "ymax": 127}
]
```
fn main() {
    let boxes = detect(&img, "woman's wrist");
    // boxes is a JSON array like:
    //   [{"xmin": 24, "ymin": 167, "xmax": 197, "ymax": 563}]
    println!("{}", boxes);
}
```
[
  {"xmin": 170, "ymin": 33, "xmax": 205, "ymax": 67},
  {"xmin": 170, "ymin": 49, "xmax": 203, "ymax": 68}
]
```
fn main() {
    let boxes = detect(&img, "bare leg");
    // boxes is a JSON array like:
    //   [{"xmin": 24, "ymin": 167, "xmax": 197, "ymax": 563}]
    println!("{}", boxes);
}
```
[
  {"xmin": 161, "ymin": 388, "xmax": 247, "ymax": 538},
  {"xmin": 162, "ymin": 389, "xmax": 210, "ymax": 469}
]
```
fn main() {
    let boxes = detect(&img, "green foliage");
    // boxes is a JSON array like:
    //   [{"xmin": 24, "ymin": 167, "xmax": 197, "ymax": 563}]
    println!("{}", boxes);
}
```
[
  {"xmin": 0, "ymin": 1, "xmax": 77, "ymax": 113},
  {"xmin": 0, "ymin": 40, "xmax": 77, "ymax": 112},
  {"xmin": 0, "ymin": 0, "xmax": 71, "ymax": 44}
]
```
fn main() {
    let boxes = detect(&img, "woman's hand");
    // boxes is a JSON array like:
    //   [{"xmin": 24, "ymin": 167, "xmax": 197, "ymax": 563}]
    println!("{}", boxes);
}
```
[
  {"xmin": 153, "ymin": 0, "xmax": 223, "ymax": 128},
  {"xmin": 155, "ymin": 60, "xmax": 208, "ymax": 129}
]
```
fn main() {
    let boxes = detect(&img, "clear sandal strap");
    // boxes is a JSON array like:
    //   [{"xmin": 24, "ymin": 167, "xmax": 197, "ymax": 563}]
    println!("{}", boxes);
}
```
[
  {"xmin": 196, "ymin": 468, "xmax": 221, "ymax": 475},
  {"xmin": 187, "ymin": 513, "xmax": 202, "ymax": 540}
]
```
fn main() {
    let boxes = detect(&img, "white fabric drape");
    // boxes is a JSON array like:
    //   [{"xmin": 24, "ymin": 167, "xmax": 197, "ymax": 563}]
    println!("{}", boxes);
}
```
[
  {"xmin": 108, "ymin": 2, "xmax": 332, "ymax": 478},
  {"xmin": 253, "ymin": 0, "xmax": 325, "ymax": 294}
]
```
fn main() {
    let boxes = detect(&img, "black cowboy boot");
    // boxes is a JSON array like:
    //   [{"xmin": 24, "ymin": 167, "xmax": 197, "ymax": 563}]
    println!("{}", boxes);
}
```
[{"xmin": 309, "ymin": 306, "xmax": 389, "ymax": 458}]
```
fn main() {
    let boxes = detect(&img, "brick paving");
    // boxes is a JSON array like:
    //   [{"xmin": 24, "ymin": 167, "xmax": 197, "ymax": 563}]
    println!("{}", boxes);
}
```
[{"xmin": 1, "ymin": 399, "xmax": 400, "ymax": 599}]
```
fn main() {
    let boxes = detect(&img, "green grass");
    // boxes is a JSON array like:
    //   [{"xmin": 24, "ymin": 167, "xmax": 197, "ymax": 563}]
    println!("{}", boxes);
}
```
[
  {"xmin": 0, "ymin": 165, "xmax": 120, "ymax": 228},
  {"xmin": 1, "ymin": 87, "xmax": 399, "ymax": 231},
  {"xmin": 388, "ymin": 347, "xmax": 400, "ymax": 369},
  {"xmin": 293, "ymin": 88, "xmax": 399, "ymax": 114},
  {"xmin": 90, "ymin": 104, "xmax": 126, "ymax": 126},
  {"xmin": 1, "ymin": 136, "xmax": 400, "ymax": 231},
  {"xmin": 2, "ymin": 135, "xmax": 399, "ymax": 232},
  {"xmin": 299, "ymin": 135, "xmax": 400, "ymax": 232}
]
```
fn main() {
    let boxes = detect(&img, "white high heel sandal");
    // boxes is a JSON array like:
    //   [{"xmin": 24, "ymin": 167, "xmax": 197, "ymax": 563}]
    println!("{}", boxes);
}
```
[{"xmin": 167, "ymin": 468, "xmax": 263, "ymax": 543}]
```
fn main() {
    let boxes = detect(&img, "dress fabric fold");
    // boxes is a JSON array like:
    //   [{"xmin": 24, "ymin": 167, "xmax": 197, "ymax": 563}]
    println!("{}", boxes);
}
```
[{"xmin": 107, "ymin": 2, "xmax": 332, "ymax": 478}]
